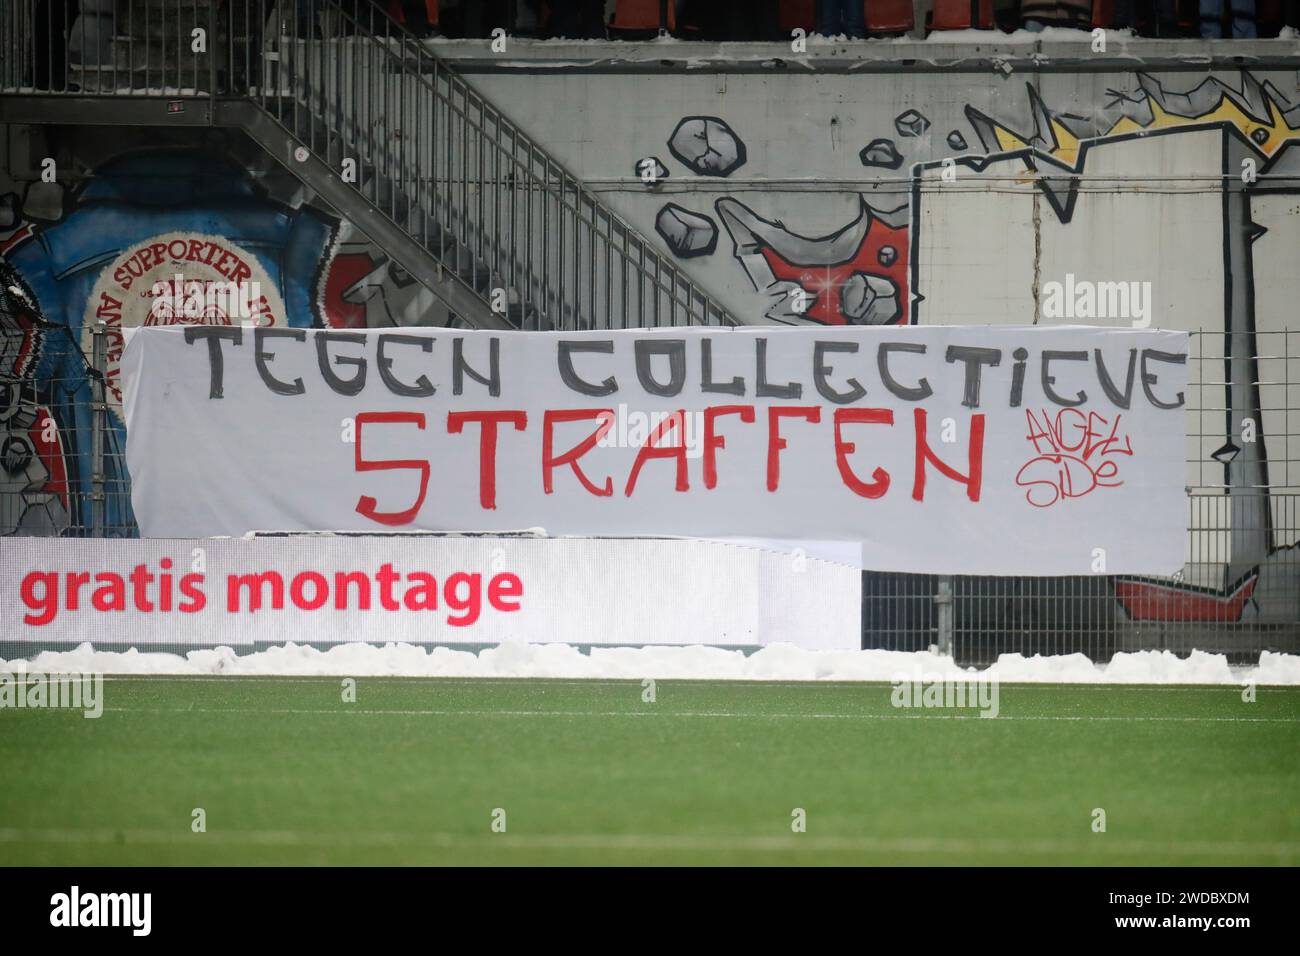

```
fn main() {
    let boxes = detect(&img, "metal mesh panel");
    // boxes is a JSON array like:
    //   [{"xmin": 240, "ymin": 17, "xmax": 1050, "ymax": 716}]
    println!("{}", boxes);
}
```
[
  {"xmin": 858, "ymin": 328, "xmax": 1300, "ymax": 665},
  {"xmin": 861, "ymin": 572, "xmax": 938, "ymax": 653},
  {"xmin": 0, "ymin": 292, "xmax": 135, "ymax": 539},
  {"xmin": 896, "ymin": 497, "xmax": 1300, "ymax": 666}
]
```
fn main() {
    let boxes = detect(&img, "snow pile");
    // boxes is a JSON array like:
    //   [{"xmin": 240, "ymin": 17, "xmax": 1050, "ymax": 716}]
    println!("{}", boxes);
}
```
[
  {"xmin": 914, "ymin": 28, "xmax": 1042, "ymax": 44},
  {"xmin": 6, "ymin": 642, "xmax": 1299, "ymax": 684}
]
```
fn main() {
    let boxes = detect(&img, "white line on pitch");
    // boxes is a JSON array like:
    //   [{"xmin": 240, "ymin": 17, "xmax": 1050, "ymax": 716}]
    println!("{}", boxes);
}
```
[
  {"xmin": 79, "ymin": 706, "xmax": 1300, "ymax": 723},
  {"xmin": 0, "ymin": 827, "xmax": 1294, "ymax": 859}
]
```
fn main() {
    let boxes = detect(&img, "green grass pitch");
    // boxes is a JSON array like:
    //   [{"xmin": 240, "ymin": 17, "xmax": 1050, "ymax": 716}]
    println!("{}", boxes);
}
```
[{"xmin": 1, "ymin": 677, "xmax": 1297, "ymax": 865}]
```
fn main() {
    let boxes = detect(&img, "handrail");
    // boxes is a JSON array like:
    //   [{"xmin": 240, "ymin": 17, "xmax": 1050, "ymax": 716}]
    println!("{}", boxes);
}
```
[{"xmin": 311, "ymin": 0, "xmax": 737, "ymax": 329}]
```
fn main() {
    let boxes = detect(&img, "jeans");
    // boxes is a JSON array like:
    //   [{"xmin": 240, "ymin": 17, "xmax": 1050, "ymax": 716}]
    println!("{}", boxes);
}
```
[
  {"xmin": 817, "ymin": 0, "xmax": 867, "ymax": 37},
  {"xmin": 1200, "ymin": 0, "xmax": 1257, "ymax": 35},
  {"xmin": 552, "ymin": 0, "xmax": 607, "ymax": 38},
  {"xmin": 297, "ymin": 0, "xmax": 318, "ymax": 34}
]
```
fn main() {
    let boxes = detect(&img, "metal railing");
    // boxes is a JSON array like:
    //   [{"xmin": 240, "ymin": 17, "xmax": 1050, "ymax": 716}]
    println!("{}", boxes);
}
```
[
  {"xmin": 0, "ymin": 312, "xmax": 135, "ymax": 540},
  {"xmin": 2, "ymin": 0, "xmax": 223, "ymax": 95},
  {"xmin": 864, "ymin": 534, "xmax": 1300, "ymax": 666},
  {"xmin": 1, "ymin": 0, "xmax": 740, "ymax": 331}
]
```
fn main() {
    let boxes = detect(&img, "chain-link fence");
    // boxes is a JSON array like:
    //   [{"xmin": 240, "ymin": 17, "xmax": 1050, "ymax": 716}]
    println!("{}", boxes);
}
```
[
  {"xmin": 1, "ymin": 288, "xmax": 135, "ymax": 539},
  {"xmin": 863, "ymin": 526, "xmax": 1300, "ymax": 666},
  {"xmin": 862, "ymin": 328, "xmax": 1300, "ymax": 664}
]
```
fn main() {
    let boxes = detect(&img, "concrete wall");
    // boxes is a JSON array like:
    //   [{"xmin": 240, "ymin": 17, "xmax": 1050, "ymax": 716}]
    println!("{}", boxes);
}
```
[{"xmin": 436, "ymin": 44, "xmax": 1300, "ymax": 336}]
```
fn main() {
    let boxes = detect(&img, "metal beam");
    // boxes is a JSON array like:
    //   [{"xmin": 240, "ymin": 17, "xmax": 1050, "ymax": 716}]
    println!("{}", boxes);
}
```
[{"xmin": 0, "ymin": 94, "xmax": 214, "ymax": 126}]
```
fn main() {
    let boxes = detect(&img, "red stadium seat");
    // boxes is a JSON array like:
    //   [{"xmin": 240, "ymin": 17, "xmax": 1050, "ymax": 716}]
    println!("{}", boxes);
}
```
[
  {"xmin": 930, "ymin": 0, "xmax": 995, "ymax": 29},
  {"xmin": 609, "ymin": 0, "xmax": 677, "ymax": 32},
  {"xmin": 867, "ymin": 0, "xmax": 916, "ymax": 32},
  {"xmin": 779, "ymin": 0, "xmax": 816, "ymax": 33},
  {"xmin": 1091, "ymin": 0, "xmax": 1115, "ymax": 27}
]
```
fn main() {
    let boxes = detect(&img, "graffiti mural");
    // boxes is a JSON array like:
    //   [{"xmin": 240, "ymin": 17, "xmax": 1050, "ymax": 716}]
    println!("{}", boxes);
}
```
[
  {"xmin": 959, "ymin": 73, "xmax": 1300, "ymax": 222},
  {"xmin": 715, "ymin": 198, "xmax": 908, "ymax": 325},
  {"xmin": 0, "ymin": 146, "xmax": 451, "ymax": 536},
  {"xmin": 0, "ymin": 261, "xmax": 68, "ymax": 535},
  {"xmin": 319, "ymin": 223, "xmax": 452, "ymax": 329},
  {"xmin": 639, "ymin": 69, "xmax": 1300, "ymax": 628}
]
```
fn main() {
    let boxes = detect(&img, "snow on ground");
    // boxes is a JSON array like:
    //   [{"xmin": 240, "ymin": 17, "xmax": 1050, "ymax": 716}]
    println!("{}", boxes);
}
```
[{"xmin": 6, "ymin": 642, "xmax": 1299, "ymax": 684}]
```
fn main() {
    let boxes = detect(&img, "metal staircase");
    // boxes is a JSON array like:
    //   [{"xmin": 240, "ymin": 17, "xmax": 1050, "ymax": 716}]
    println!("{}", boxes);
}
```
[{"xmin": 0, "ymin": 0, "xmax": 740, "ymax": 331}]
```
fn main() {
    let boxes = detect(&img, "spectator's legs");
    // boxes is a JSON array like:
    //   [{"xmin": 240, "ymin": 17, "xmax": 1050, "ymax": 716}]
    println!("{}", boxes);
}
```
[
  {"xmin": 589, "ymin": 0, "xmax": 610, "ymax": 36},
  {"xmin": 1199, "ymin": 0, "xmax": 1225, "ymax": 34},
  {"xmin": 689, "ymin": 0, "xmax": 726, "ymax": 38},
  {"xmin": 726, "ymin": 0, "xmax": 754, "ymax": 38},
  {"xmin": 756, "ymin": 0, "xmax": 782, "ymax": 39},
  {"xmin": 1155, "ymin": 0, "xmax": 1180, "ymax": 35},
  {"xmin": 463, "ymin": 0, "xmax": 488, "ymax": 36},
  {"xmin": 724, "ymin": 0, "xmax": 780, "ymax": 39},
  {"xmin": 551, "ymin": 1, "xmax": 574, "ymax": 37},
  {"xmin": 513, "ymin": 0, "xmax": 541, "ymax": 34},
  {"xmin": 554, "ymin": 0, "xmax": 606, "ymax": 38},
  {"xmin": 296, "ymin": 0, "xmax": 317, "ymax": 37},
  {"xmin": 842, "ymin": 0, "xmax": 866, "ymax": 36},
  {"xmin": 1230, "ymin": 0, "xmax": 1256, "ymax": 34},
  {"xmin": 400, "ymin": 0, "xmax": 432, "ymax": 35},
  {"xmin": 509, "ymin": 0, "xmax": 546, "ymax": 34},
  {"xmin": 816, "ymin": 0, "xmax": 840, "ymax": 34}
]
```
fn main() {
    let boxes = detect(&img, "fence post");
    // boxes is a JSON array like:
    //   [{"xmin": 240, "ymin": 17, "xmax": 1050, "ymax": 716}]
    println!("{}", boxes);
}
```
[
  {"xmin": 209, "ymin": 0, "xmax": 218, "ymax": 102},
  {"xmin": 90, "ymin": 320, "xmax": 107, "ymax": 537},
  {"xmin": 935, "ymin": 575, "xmax": 954, "ymax": 658}
]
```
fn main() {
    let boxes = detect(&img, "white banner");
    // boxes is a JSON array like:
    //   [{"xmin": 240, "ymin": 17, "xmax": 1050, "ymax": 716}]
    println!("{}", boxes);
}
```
[
  {"xmin": 2, "ymin": 536, "xmax": 860, "ymax": 650},
  {"xmin": 121, "ymin": 325, "xmax": 1189, "ymax": 575}
]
